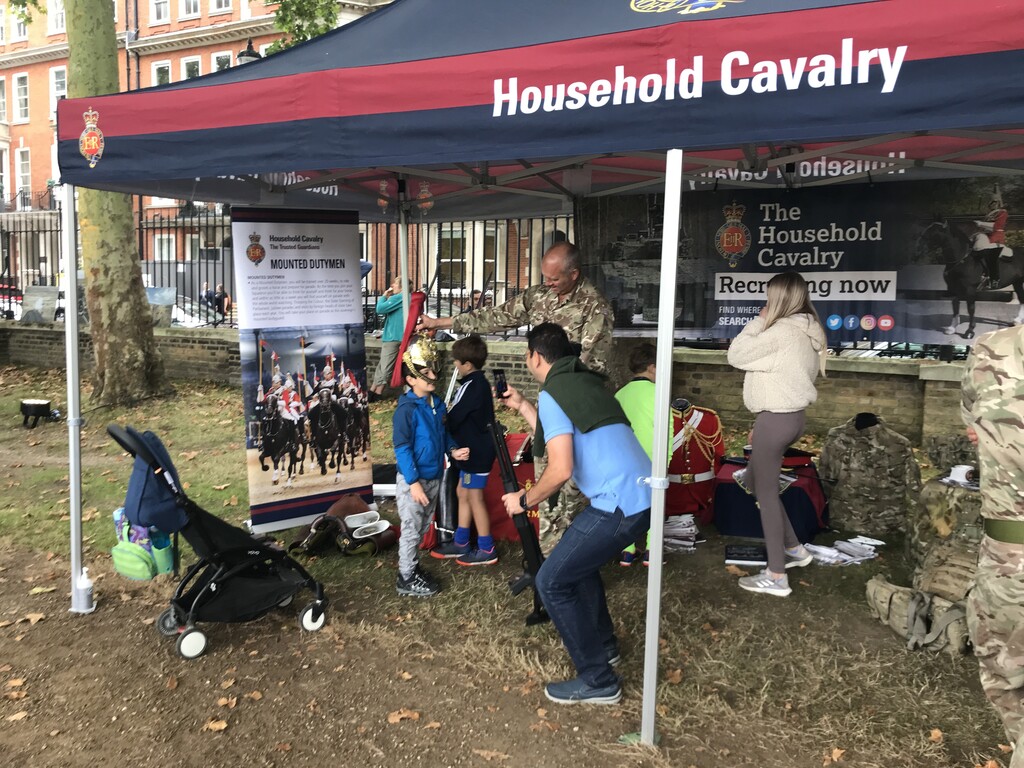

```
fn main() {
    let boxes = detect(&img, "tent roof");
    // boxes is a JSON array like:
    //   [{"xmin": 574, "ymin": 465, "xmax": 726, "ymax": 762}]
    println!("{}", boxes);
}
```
[{"xmin": 57, "ymin": 0, "xmax": 1024, "ymax": 219}]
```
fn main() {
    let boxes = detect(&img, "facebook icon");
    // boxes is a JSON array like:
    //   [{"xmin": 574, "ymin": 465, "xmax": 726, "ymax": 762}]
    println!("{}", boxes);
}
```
[{"xmin": 844, "ymin": 315, "xmax": 860, "ymax": 330}]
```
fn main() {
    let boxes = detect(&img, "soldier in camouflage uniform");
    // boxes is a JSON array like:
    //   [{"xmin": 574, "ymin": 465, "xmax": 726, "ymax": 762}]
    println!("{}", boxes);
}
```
[
  {"xmin": 417, "ymin": 242, "xmax": 614, "ymax": 549},
  {"xmin": 961, "ymin": 326, "xmax": 1024, "ymax": 767},
  {"xmin": 818, "ymin": 414, "xmax": 921, "ymax": 535}
]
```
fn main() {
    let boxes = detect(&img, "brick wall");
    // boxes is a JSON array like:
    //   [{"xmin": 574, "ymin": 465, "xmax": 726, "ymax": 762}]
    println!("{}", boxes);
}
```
[{"xmin": 0, "ymin": 322, "xmax": 965, "ymax": 444}]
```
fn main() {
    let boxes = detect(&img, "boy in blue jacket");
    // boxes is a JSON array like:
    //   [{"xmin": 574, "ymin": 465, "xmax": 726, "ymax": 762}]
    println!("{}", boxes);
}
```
[{"xmin": 393, "ymin": 338, "xmax": 469, "ymax": 597}]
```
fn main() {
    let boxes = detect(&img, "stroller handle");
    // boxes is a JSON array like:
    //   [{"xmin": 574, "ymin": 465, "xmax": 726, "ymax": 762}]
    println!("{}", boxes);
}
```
[{"xmin": 107, "ymin": 423, "xmax": 159, "ymax": 468}]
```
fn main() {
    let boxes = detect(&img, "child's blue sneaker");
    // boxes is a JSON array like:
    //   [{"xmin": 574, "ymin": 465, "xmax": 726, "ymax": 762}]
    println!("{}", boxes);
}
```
[
  {"xmin": 545, "ymin": 677, "xmax": 622, "ymax": 705},
  {"xmin": 456, "ymin": 547, "xmax": 498, "ymax": 566},
  {"xmin": 430, "ymin": 541, "xmax": 469, "ymax": 559}
]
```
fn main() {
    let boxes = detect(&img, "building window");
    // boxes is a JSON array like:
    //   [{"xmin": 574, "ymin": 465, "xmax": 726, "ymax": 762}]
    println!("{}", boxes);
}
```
[
  {"xmin": 13, "ymin": 73, "xmax": 28, "ymax": 122},
  {"xmin": 180, "ymin": 0, "xmax": 199, "ymax": 17},
  {"xmin": 181, "ymin": 57, "xmax": 200, "ymax": 80},
  {"xmin": 0, "ymin": 78, "xmax": 6, "ymax": 123},
  {"xmin": 0, "ymin": 148, "xmax": 8, "ymax": 205},
  {"xmin": 438, "ymin": 226, "xmax": 467, "ymax": 289},
  {"xmin": 152, "ymin": 61, "xmax": 170, "ymax": 86},
  {"xmin": 185, "ymin": 234, "xmax": 201, "ymax": 261},
  {"xmin": 12, "ymin": 12, "xmax": 26, "ymax": 40},
  {"xmin": 0, "ymin": 7, "xmax": 6, "ymax": 43},
  {"xmin": 47, "ymin": 0, "xmax": 65, "ymax": 33},
  {"xmin": 151, "ymin": 0, "xmax": 168, "ymax": 24},
  {"xmin": 154, "ymin": 233, "xmax": 176, "ymax": 261},
  {"xmin": 49, "ymin": 66, "xmax": 66, "ymax": 120},
  {"xmin": 210, "ymin": 0, "xmax": 231, "ymax": 13},
  {"xmin": 211, "ymin": 51, "xmax": 232, "ymax": 71},
  {"xmin": 15, "ymin": 147, "xmax": 30, "ymax": 210}
]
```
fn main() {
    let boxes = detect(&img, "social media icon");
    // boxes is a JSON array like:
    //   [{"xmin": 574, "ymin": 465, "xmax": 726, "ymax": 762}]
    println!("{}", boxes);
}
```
[
  {"xmin": 860, "ymin": 315, "xmax": 877, "ymax": 331},
  {"xmin": 826, "ymin": 314, "xmax": 842, "ymax": 331},
  {"xmin": 844, "ymin": 315, "xmax": 860, "ymax": 330},
  {"xmin": 878, "ymin": 315, "xmax": 894, "ymax": 331}
]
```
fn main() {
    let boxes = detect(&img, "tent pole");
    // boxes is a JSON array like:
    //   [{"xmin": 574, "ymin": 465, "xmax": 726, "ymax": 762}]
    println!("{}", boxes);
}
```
[
  {"xmin": 61, "ymin": 183, "xmax": 93, "ymax": 614},
  {"xmin": 640, "ymin": 148, "xmax": 683, "ymax": 744},
  {"xmin": 398, "ymin": 177, "xmax": 411, "ymax": 330}
]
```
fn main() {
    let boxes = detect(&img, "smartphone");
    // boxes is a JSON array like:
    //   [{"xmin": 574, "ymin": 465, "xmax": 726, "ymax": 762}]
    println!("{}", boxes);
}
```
[{"xmin": 492, "ymin": 369, "xmax": 508, "ymax": 399}]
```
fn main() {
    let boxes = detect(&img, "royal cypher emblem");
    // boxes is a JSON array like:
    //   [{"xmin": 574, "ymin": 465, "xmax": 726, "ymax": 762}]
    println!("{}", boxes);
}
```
[
  {"xmin": 78, "ymin": 108, "xmax": 104, "ymax": 168},
  {"xmin": 715, "ymin": 201, "xmax": 751, "ymax": 268},
  {"xmin": 246, "ymin": 233, "xmax": 266, "ymax": 266},
  {"xmin": 630, "ymin": 0, "xmax": 743, "ymax": 14}
]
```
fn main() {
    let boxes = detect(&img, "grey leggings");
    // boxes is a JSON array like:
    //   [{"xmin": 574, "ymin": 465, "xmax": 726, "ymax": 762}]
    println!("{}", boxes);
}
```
[{"xmin": 749, "ymin": 410, "xmax": 806, "ymax": 574}]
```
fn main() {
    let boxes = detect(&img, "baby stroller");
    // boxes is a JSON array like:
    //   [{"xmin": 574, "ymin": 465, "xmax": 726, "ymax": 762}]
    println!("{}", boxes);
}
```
[{"xmin": 108, "ymin": 424, "xmax": 328, "ymax": 659}]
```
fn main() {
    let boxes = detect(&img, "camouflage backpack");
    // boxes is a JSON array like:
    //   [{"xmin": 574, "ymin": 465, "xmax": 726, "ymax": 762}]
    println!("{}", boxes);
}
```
[{"xmin": 865, "ymin": 575, "xmax": 969, "ymax": 656}]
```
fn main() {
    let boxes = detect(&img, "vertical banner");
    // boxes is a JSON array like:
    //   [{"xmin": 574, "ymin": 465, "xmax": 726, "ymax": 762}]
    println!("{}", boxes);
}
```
[{"xmin": 231, "ymin": 208, "xmax": 372, "ymax": 533}]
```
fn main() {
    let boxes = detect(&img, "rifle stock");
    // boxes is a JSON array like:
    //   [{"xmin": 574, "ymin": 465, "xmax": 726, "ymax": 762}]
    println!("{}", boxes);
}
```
[{"xmin": 487, "ymin": 422, "xmax": 548, "ymax": 625}]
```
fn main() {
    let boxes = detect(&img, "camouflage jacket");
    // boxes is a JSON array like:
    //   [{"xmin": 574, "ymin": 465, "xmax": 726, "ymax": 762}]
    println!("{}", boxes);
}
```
[
  {"xmin": 961, "ymin": 327, "xmax": 1024, "ymax": 521},
  {"xmin": 818, "ymin": 415, "xmax": 921, "ymax": 534},
  {"xmin": 450, "ymin": 277, "xmax": 614, "ymax": 375}
]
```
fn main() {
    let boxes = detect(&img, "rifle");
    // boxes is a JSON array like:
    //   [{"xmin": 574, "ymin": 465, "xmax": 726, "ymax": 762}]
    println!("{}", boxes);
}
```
[{"xmin": 488, "ymin": 421, "xmax": 548, "ymax": 626}]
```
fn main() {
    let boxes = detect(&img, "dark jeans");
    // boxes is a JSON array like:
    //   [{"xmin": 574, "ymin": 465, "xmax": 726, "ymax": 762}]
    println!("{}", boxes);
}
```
[{"xmin": 535, "ymin": 505, "xmax": 652, "ymax": 688}]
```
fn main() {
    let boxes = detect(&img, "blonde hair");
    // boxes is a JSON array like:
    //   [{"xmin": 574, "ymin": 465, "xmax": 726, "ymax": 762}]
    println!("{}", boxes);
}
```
[{"xmin": 762, "ymin": 271, "xmax": 827, "ymax": 376}]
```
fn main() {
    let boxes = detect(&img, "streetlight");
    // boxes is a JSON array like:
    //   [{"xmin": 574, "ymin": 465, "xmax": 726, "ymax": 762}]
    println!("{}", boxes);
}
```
[{"xmin": 237, "ymin": 38, "xmax": 262, "ymax": 65}]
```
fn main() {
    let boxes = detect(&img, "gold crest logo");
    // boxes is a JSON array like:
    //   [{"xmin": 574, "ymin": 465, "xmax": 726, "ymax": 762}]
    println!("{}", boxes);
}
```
[
  {"xmin": 630, "ymin": 0, "xmax": 743, "ymax": 14},
  {"xmin": 78, "ymin": 108, "xmax": 105, "ymax": 168}
]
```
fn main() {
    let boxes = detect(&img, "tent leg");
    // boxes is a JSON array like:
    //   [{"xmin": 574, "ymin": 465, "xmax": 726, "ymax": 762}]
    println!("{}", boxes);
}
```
[
  {"xmin": 398, "ymin": 178, "xmax": 411, "ymax": 329},
  {"xmin": 639, "ymin": 148, "xmax": 684, "ymax": 744},
  {"xmin": 61, "ymin": 184, "xmax": 94, "ymax": 615}
]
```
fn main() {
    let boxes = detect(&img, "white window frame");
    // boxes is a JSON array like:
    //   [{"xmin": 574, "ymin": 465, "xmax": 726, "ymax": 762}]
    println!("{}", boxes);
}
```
[
  {"xmin": 210, "ymin": 0, "xmax": 231, "ymax": 14},
  {"xmin": 180, "ymin": 56, "xmax": 201, "ymax": 80},
  {"xmin": 153, "ymin": 233, "xmax": 176, "ymax": 261},
  {"xmin": 11, "ymin": 11, "xmax": 26, "ymax": 41},
  {"xmin": 185, "ymin": 234, "xmax": 201, "ymax": 261},
  {"xmin": 49, "ymin": 66, "xmax": 66, "ymax": 121},
  {"xmin": 0, "ymin": 7, "xmax": 6, "ymax": 43},
  {"xmin": 211, "ymin": 51, "xmax": 232, "ymax": 72},
  {"xmin": 150, "ymin": 0, "xmax": 169, "ymax": 25},
  {"xmin": 151, "ymin": 60, "xmax": 171, "ymax": 87},
  {"xmin": 0, "ymin": 148, "xmax": 9, "ymax": 205},
  {"xmin": 15, "ymin": 147, "xmax": 30, "ymax": 210},
  {"xmin": 12, "ymin": 72, "xmax": 28, "ymax": 123},
  {"xmin": 0, "ymin": 77, "xmax": 6, "ymax": 123},
  {"xmin": 149, "ymin": 196, "xmax": 176, "ymax": 207},
  {"xmin": 47, "ymin": 0, "xmax": 65, "ymax": 33},
  {"xmin": 179, "ymin": 0, "xmax": 199, "ymax": 18},
  {"xmin": 259, "ymin": 43, "xmax": 272, "ymax": 58}
]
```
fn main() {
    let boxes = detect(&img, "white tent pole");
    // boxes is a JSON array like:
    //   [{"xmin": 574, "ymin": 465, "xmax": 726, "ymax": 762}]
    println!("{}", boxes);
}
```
[
  {"xmin": 61, "ymin": 184, "xmax": 93, "ymax": 614},
  {"xmin": 640, "ymin": 148, "xmax": 683, "ymax": 744}
]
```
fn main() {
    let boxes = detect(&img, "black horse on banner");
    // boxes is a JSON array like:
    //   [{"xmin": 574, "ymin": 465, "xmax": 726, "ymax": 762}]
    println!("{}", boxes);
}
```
[
  {"xmin": 257, "ymin": 394, "xmax": 302, "ymax": 487},
  {"xmin": 308, "ymin": 389, "xmax": 345, "ymax": 482}
]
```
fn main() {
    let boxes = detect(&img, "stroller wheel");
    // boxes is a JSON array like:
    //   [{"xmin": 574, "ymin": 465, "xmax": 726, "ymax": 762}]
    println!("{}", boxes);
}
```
[
  {"xmin": 299, "ymin": 603, "xmax": 327, "ymax": 632},
  {"xmin": 157, "ymin": 608, "xmax": 182, "ymax": 637},
  {"xmin": 176, "ymin": 627, "xmax": 208, "ymax": 659},
  {"xmin": 278, "ymin": 594, "xmax": 294, "ymax": 609}
]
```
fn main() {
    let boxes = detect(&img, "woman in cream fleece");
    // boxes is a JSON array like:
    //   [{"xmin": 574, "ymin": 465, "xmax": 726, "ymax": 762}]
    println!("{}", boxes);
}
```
[{"xmin": 727, "ymin": 271, "xmax": 827, "ymax": 597}]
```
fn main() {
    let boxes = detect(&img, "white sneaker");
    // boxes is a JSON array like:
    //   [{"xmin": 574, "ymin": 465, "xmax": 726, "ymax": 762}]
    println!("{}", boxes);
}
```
[
  {"xmin": 785, "ymin": 546, "xmax": 814, "ymax": 569},
  {"xmin": 738, "ymin": 569, "xmax": 792, "ymax": 597}
]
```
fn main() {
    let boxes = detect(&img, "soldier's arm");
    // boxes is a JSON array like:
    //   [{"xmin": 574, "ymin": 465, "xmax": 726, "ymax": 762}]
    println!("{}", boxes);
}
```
[
  {"xmin": 450, "ymin": 290, "xmax": 532, "ymax": 335},
  {"xmin": 960, "ymin": 339, "xmax": 988, "ymax": 427},
  {"xmin": 578, "ymin": 301, "xmax": 614, "ymax": 375}
]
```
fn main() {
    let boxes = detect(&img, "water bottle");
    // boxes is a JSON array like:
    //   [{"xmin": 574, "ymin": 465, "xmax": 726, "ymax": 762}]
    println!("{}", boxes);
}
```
[{"xmin": 77, "ymin": 567, "xmax": 94, "ymax": 611}]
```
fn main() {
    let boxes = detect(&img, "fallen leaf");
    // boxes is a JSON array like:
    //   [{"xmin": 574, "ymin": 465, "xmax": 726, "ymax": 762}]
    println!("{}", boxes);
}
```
[
  {"xmin": 471, "ymin": 749, "xmax": 509, "ymax": 762},
  {"xmin": 423, "ymin": 721, "xmax": 441, "ymax": 730},
  {"xmin": 25, "ymin": 613, "xmax": 45, "ymax": 625},
  {"xmin": 246, "ymin": 690, "xmax": 263, "ymax": 700},
  {"xmin": 141, "ymin": 617, "xmax": 155, "ymax": 626},
  {"xmin": 928, "ymin": 728, "xmax": 943, "ymax": 744},
  {"xmin": 386, "ymin": 708, "xmax": 420, "ymax": 724},
  {"xmin": 28, "ymin": 584, "xmax": 55, "ymax": 593},
  {"xmin": 6, "ymin": 679, "xmax": 25, "ymax": 688},
  {"xmin": 0, "ymin": 664, "xmax": 11, "ymax": 672},
  {"xmin": 220, "ymin": 679, "xmax": 235, "ymax": 689},
  {"xmin": 7, "ymin": 711, "xmax": 28, "ymax": 721},
  {"xmin": 799, "ymin": 580, "xmax": 812, "ymax": 587},
  {"xmin": 274, "ymin": 743, "xmax": 292, "ymax": 752},
  {"xmin": 217, "ymin": 696, "xmax": 237, "ymax": 709},
  {"xmin": 213, "ymin": 484, "xmax": 230, "ymax": 491},
  {"xmin": 725, "ymin": 564, "xmax": 749, "ymax": 576},
  {"xmin": 666, "ymin": 668, "xmax": 683, "ymax": 684},
  {"xmin": 201, "ymin": 718, "xmax": 228, "ymax": 733},
  {"xmin": 999, "ymin": 744, "xmax": 1013, "ymax": 753},
  {"xmin": 166, "ymin": 676, "xmax": 178, "ymax": 690},
  {"xmin": 656, "ymin": 704, "xmax": 668, "ymax": 716},
  {"xmin": 536, "ymin": 708, "xmax": 547, "ymax": 719},
  {"xmin": 3, "ymin": 691, "xmax": 27, "ymax": 700},
  {"xmin": 399, "ymin": 671, "xmax": 414, "ymax": 681},
  {"xmin": 0, "ymin": 621, "xmax": 12, "ymax": 628}
]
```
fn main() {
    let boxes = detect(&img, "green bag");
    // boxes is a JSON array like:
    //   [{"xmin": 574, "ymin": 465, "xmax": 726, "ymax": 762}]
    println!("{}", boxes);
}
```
[{"xmin": 111, "ymin": 540, "xmax": 158, "ymax": 580}]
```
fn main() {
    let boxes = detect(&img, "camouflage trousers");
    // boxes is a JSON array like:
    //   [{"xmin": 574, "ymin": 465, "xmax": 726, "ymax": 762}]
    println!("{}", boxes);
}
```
[
  {"xmin": 533, "ymin": 454, "xmax": 586, "ymax": 555},
  {"xmin": 967, "ymin": 534, "xmax": 1024, "ymax": 766}
]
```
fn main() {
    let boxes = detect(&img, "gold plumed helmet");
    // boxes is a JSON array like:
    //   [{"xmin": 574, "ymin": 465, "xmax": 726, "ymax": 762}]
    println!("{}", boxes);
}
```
[{"xmin": 402, "ymin": 336, "xmax": 439, "ymax": 376}]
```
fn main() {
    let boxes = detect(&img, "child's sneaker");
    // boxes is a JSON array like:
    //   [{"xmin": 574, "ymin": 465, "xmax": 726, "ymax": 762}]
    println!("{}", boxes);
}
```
[
  {"xmin": 619, "ymin": 550, "xmax": 635, "ymax": 567},
  {"xmin": 642, "ymin": 550, "xmax": 650, "ymax": 567},
  {"xmin": 545, "ymin": 677, "xmax": 622, "ymax": 705},
  {"xmin": 397, "ymin": 569, "xmax": 441, "ymax": 597},
  {"xmin": 430, "ymin": 541, "xmax": 469, "ymax": 559},
  {"xmin": 456, "ymin": 547, "xmax": 498, "ymax": 566},
  {"xmin": 784, "ymin": 546, "xmax": 814, "ymax": 569},
  {"xmin": 737, "ymin": 569, "xmax": 791, "ymax": 597}
]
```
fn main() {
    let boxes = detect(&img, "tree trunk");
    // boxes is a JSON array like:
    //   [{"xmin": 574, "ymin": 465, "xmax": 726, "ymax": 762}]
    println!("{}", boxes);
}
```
[{"xmin": 66, "ymin": 0, "xmax": 168, "ymax": 403}]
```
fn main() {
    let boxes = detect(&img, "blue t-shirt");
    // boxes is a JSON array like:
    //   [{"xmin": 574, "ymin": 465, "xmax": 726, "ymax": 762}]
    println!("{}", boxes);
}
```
[{"xmin": 537, "ymin": 391, "xmax": 652, "ymax": 516}]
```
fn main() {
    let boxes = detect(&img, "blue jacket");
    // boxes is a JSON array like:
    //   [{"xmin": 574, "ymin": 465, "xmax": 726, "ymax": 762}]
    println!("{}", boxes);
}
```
[
  {"xmin": 393, "ymin": 390, "xmax": 457, "ymax": 484},
  {"xmin": 375, "ymin": 293, "xmax": 406, "ymax": 343}
]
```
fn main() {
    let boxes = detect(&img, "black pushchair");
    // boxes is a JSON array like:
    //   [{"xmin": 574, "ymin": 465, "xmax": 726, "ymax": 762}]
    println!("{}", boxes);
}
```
[{"xmin": 108, "ymin": 424, "xmax": 328, "ymax": 659}]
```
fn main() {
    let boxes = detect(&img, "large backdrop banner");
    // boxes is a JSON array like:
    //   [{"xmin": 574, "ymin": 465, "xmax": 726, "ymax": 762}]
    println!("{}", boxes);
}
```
[
  {"xmin": 231, "ymin": 207, "xmax": 372, "ymax": 533},
  {"xmin": 588, "ymin": 178, "xmax": 1023, "ymax": 344}
]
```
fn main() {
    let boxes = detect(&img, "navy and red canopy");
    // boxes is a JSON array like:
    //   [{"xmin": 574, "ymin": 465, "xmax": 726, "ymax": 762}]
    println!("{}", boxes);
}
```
[{"xmin": 57, "ymin": 0, "xmax": 1024, "ymax": 218}]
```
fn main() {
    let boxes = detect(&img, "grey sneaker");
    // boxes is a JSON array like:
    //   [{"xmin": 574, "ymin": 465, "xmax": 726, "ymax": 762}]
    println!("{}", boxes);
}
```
[
  {"xmin": 738, "ymin": 569, "xmax": 792, "ymax": 597},
  {"xmin": 397, "ymin": 570, "xmax": 441, "ymax": 597},
  {"xmin": 785, "ymin": 546, "xmax": 813, "ymax": 569},
  {"xmin": 733, "ymin": 467, "xmax": 753, "ymax": 495}
]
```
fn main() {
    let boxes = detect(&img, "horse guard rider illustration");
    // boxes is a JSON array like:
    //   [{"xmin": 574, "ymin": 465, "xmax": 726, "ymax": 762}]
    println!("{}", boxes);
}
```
[{"xmin": 973, "ymin": 188, "xmax": 1012, "ymax": 290}]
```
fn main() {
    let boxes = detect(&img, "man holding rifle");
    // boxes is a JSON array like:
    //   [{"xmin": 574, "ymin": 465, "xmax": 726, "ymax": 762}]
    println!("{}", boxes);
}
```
[{"xmin": 498, "ymin": 323, "xmax": 651, "ymax": 705}]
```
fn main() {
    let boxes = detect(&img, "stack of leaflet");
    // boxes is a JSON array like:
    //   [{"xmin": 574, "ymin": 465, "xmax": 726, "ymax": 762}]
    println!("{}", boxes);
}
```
[
  {"xmin": 805, "ymin": 535, "xmax": 884, "ymax": 565},
  {"xmin": 663, "ymin": 514, "xmax": 701, "ymax": 553}
]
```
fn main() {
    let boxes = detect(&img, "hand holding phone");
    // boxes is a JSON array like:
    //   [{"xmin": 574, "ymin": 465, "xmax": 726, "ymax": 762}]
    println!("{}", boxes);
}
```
[{"xmin": 492, "ymin": 369, "xmax": 508, "ymax": 399}]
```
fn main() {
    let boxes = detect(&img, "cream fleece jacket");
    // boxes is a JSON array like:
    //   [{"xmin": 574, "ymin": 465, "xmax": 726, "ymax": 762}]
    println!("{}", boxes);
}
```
[{"xmin": 727, "ymin": 313, "xmax": 826, "ymax": 414}]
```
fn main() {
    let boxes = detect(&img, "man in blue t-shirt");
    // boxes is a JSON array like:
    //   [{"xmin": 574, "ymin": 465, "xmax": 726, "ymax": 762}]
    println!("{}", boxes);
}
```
[{"xmin": 499, "ymin": 323, "xmax": 652, "ymax": 705}]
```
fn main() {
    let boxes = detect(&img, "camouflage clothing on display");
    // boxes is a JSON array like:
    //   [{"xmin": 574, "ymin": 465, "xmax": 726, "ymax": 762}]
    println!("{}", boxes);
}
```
[
  {"xmin": 907, "ymin": 478, "xmax": 983, "ymax": 568},
  {"xmin": 450, "ymin": 277, "xmax": 614, "ymax": 375},
  {"xmin": 961, "ymin": 326, "xmax": 1024, "ymax": 761},
  {"xmin": 818, "ymin": 416, "xmax": 921, "ymax": 535}
]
